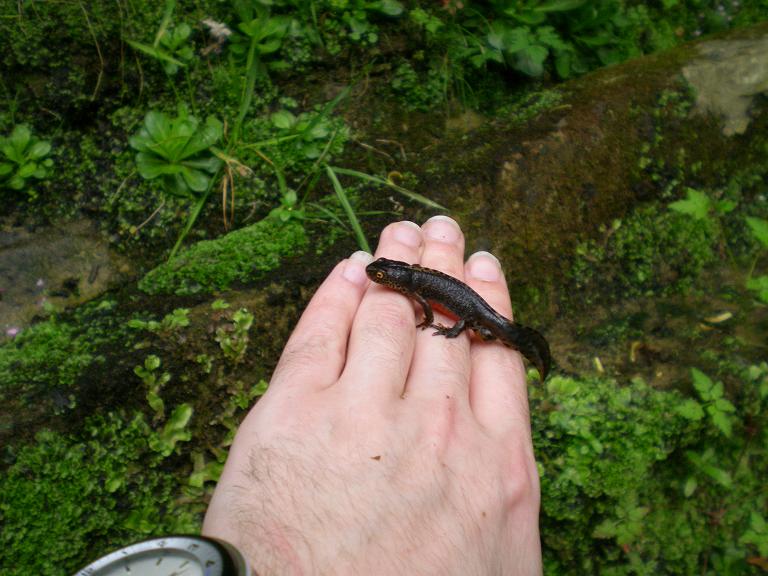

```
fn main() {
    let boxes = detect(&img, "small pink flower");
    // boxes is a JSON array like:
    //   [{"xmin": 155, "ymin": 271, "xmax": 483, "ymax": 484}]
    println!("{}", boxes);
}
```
[{"xmin": 6, "ymin": 327, "xmax": 20, "ymax": 338}]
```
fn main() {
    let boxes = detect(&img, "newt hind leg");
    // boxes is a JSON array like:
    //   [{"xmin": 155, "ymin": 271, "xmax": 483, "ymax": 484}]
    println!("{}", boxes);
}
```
[{"xmin": 431, "ymin": 319, "xmax": 467, "ymax": 338}]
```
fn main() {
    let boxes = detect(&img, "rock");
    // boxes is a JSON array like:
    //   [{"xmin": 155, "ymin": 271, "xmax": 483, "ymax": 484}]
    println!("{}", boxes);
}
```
[
  {"xmin": 401, "ymin": 22, "xmax": 768, "ymax": 320},
  {"xmin": 683, "ymin": 35, "xmax": 768, "ymax": 135},
  {"xmin": 0, "ymin": 219, "xmax": 133, "ymax": 340}
]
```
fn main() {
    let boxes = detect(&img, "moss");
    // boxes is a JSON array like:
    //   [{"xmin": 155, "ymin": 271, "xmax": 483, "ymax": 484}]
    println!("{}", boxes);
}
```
[
  {"xmin": 571, "ymin": 203, "xmax": 717, "ymax": 303},
  {"xmin": 139, "ymin": 215, "xmax": 309, "ymax": 295},
  {"xmin": 0, "ymin": 412, "xmax": 198, "ymax": 576},
  {"xmin": 535, "ymin": 363, "xmax": 768, "ymax": 574},
  {"xmin": 0, "ymin": 319, "xmax": 95, "ymax": 395}
]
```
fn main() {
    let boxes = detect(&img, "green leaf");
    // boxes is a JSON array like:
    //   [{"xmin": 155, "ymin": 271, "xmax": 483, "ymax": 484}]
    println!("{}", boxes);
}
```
[
  {"xmin": 683, "ymin": 476, "xmax": 697, "ymax": 497},
  {"xmin": 258, "ymin": 38, "xmax": 283, "ymax": 55},
  {"xmin": 180, "ymin": 167, "xmax": 210, "ymax": 192},
  {"xmin": 1, "ymin": 142, "xmax": 20, "ymax": 163},
  {"xmin": 750, "ymin": 510, "xmax": 767, "ymax": 533},
  {"xmin": 183, "ymin": 156, "xmax": 222, "ymax": 174},
  {"xmin": 372, "ymin": 0, "xmax": 404, "ymax": 16},
  {"xmin": 145, "ymin": 355, "xmax": 161, "ymax": 371},
  {"xmin": 27, "ymin": 141, "xmax": 51, "ymax": 160},
  {"xmin": 554, "ymin": 50, "xmax": 572, "ymax": 78},
  {"xmin": 515, "ymin": 44, "xmax": 549, "ymax": 77},
  {"xmin": 326, "ymin": 165, "xmax": 370, "ymax": 253},
  {"xmin": 182, "ymin": 117, "xmax": 223, "ymax": 157},
  {"xmin": 189, "ymin": 460, "xmax": 224, "ymax": 488},
  {"xmin": 715, "ymin": 199, "xmax": 736, "ymax": 214},
  {"xmin": 710, "ymin": 409, "xmax": 733, "ymax": 438},
  {"xmin": 534, "ymin": 0, "xmax": 587, "ymax": 12},
  {"xmin": 8, "ymin": 175, "xmax": 25, "ymax": 189},
  {"xmin": 271, "ymin": 110, "xmax": 297, "ymax": 130},
  {"xmin": 143, "ymin": 111, "xmax": 172, "ymax": 146},
  {"xmin": 328, "ymin": 166, "xmax": 447, "ymax": 210},
  {"xmin": 136, "ymin": 152, "xmax": 181, "ymax": 179},
  {"xmin": 593, "ymin": 519, "xmax": 618, "ymax": 538},
  {"xmin": 691, "ymin": 368, "xmax": 713, "ymax": 397},
  {"xmin": 502, "ymin": 26, "xmax": 532, "ymax": 53},
  {"xmin": 504, "ymin": 8, "xmax": 546, "ymax": 25},
  {"xmin": 713, "ymin": 397, "xmax": 736, "ymax": 413},
  {"xmin": 669, "ymin": 188, "xmax": 710, "ymax": 220},
  {"xmin": 17, "ymin": 163, "xmax": 37, "ymax": 178},
  {"xmin": 0, "ymin": 162, "xmax": 12, "ymax": 176},
  {"xmin": 746, "ymin": 216, "xmax": 768, "ymax": 248},
  {"xmin": 746, "ymin": 275, "xmax": 768, "ymax": 304},
  {"xmin": 147, "ymin": 390, "xmax": 165, "ymax": 416},
  {"xmin": 150, "ymin": 403, "xmax": 193, "ymax": 456},
  {"xmin": 676, "ymin": 398, "xmax": 704, "ymax": 420},
  {"xmin": 9, "ymin": 124, "xmax": 31, "ymax": 152},
  {"xmin": 126, "ymin": 39, "xmax": 186, "ymax": 68}
]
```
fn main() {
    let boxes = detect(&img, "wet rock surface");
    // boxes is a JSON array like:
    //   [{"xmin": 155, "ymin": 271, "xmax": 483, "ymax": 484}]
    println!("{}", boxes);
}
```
[
  {"xmin": 683, "ymin": 33, "xmax": 768, "ymax": 135},
  {"xmin": 0, "ymin": 219, "xmax": 133, "ymax": 340},
  {"xmin": 389, "ymin": 22, "xmax": 768, "ymax": 321}
]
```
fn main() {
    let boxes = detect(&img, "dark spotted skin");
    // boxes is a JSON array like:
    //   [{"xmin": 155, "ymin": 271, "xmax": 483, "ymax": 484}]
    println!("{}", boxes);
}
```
[{"xmin": 365, "ymin": 257, "xmax": 551, "ymax": 380}]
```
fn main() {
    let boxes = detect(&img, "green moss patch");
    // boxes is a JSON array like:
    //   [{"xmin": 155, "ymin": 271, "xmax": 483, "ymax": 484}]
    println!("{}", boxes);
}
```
[
  {"xmin": 139, "ymin": 216, "xmax": 308, "ymax": 295},
  {"xmin": 571, "ymin": 203, "xmax": 717, "ymax": 303},
  {"xmin": 0, "ymin": 412, "xmax": 198, "ymax": 576},
  {"xmin": 534, "ymin": 364, "xmax": 768, "ymax": 574},
  {"xmin": 0, "ymin": 319, "xmax": 94, "ymax": 394}
]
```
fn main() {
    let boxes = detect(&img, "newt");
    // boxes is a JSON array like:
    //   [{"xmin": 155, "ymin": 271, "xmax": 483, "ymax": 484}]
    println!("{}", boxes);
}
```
[{"xmin": 366, "ymin": 257, "xmax": 551, "ymax": 380}]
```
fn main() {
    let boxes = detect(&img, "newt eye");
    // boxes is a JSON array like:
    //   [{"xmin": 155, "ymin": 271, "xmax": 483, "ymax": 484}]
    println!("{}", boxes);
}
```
[{"xmin": 375, "ymin": 271, "xmax": 385, "ymax": 280}]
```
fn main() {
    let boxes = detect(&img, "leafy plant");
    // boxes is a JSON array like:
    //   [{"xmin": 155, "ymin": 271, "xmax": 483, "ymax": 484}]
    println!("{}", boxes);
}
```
[
  {"xmin": 686, "ymin": 368, "xmax": 737, "ymax": 438},
  {"xmin": 127, "ymin": 22, "xmax": 194, "ymax": 75},
  {"xmin": 669, "ymin": 186, "xmax": 735, "ymax": 226},
  {"xmin": 189, "ymin": 452, "xmax": 225, "ymax": 488},
  {"xmin": 148, "ymin": 403, "xmax": 193, "ymax": 456},
  {"xmin": 215, "ymin": 308, "xmax": 254, "ymax": 364},
  {"xmin": 127, "ymin": 307, "xmax": 190, "ymax": 333},
  {"xmin": 745, "ymin": 215, "xmax": 768, "ymax": 304},
  {"xmin": 129, "ymin": 107, "xmax": 223, "ymax": 199},
  {"xmin": 0, "ymin": 124, "xmax": 53, "ymax": 197},
  {"xmin": 229, "ymin": 2, "xmax": 291, "ymax": 141},
  {"xmin": 134, "ymin": 354, "xmax": 171, "ymax": 421},
  {"xmin": 333, "ymin": 0, "xmax": 404, "ymax": 43}
]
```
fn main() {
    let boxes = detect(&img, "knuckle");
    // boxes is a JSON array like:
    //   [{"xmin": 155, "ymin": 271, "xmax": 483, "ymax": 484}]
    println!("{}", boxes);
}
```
[
  {"xmin": 500, "ymin": 447, "xmax": 540, "ymax": 509},
  {"xmin": 277, "ymin": 321, "xmax": 344, "ymax": 375}
]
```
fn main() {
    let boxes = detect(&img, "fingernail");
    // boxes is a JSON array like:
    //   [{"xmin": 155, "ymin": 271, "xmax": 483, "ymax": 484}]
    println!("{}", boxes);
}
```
[
  {"xmin": 393, "ymin": 221, "xmax": 422, "ymax": 247},
  {"xmin": 343, "ymin": 251, "xmax": 373, "ymax": 284},
  {"xmin": 423, "ymin": 215, "xmax": 460, "ymax": 243},
  {"xmin": 467, "ymin": 251, "xmax": 501, "ymax": 281}
]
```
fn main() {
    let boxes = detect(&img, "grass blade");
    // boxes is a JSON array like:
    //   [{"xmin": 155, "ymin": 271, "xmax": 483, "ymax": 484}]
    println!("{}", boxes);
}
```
[
  {"xmin": 329, "ymin": 166, "xmax": 447, "ymax": 210},
  {"xmin": 325, "ymin": 165, "xmax": 371, "ymax": 253}
]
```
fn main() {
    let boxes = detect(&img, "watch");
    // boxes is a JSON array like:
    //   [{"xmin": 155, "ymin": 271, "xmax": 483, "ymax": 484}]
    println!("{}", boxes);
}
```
[{"xmin": 74, "ymin": 535, "xmax": 251, "ymax": 576}]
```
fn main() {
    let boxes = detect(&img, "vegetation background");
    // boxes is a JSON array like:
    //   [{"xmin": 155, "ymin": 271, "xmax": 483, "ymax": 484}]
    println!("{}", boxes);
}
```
[{"xmin": 1, "ymin": 0, "xmax": 767, "ymax": 574}]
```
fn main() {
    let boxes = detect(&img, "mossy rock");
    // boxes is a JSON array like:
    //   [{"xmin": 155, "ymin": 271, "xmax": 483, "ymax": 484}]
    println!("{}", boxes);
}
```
[{"xmin": 139, "ymin": 216, "xmax": 308, "ymax": 296}]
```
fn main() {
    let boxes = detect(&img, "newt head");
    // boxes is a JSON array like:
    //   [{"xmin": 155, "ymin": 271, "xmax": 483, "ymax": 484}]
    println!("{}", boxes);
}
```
[{"xmin": 365, "ymin": 257, "xmax": 414, "ymax": 289}]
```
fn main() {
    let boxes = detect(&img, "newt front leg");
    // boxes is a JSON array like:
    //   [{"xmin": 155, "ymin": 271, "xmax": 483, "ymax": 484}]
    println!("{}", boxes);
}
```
[{"xmin": 410, "ymin": 291, "xmax": 434, "ymax": 329}]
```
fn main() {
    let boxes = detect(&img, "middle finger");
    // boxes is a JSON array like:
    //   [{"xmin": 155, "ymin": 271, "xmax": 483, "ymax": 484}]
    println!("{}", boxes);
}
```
[{"xmin": 405, "ymin": 216, "xmax": 472, "ymax": 404}]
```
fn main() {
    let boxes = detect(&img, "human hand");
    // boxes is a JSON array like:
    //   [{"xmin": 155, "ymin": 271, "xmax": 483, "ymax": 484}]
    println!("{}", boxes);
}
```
[{"xmin": 203, "ymin": 216, "xmax": 542, "ymax": 575}]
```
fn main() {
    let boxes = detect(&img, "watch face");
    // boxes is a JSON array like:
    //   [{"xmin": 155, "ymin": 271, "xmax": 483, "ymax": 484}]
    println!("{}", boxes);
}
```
[{"xmin": 75, "ymin": 535, "xmax": 248, "ymax": 576}]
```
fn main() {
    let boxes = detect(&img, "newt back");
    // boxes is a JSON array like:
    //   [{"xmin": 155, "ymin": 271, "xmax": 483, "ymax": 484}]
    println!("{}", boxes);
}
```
[{"xmin": 366, "ymin": 257, "xmax": 551, "ymax": 380}]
